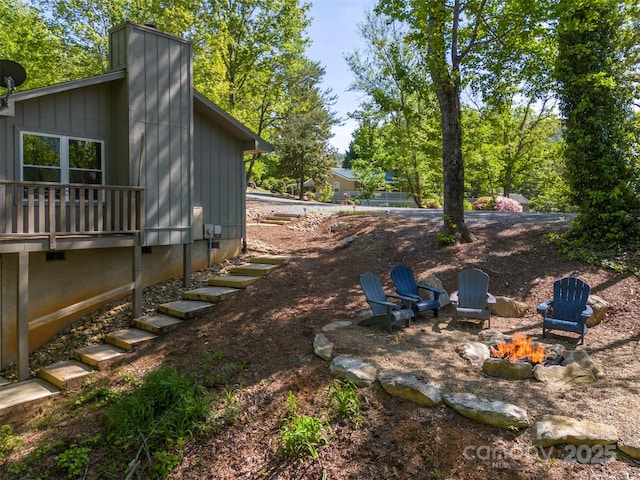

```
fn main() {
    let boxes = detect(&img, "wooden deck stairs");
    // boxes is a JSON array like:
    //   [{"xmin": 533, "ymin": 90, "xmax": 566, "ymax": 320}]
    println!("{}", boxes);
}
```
[{"xmin": 0, "ymin": 254, "xmax": 296, "ymax": 424}]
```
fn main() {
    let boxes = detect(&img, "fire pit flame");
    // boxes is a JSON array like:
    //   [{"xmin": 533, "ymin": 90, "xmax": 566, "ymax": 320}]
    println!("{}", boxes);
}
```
[{"xmin": 490, "ymin": 332, "xmax": 545, "ymax": 364}]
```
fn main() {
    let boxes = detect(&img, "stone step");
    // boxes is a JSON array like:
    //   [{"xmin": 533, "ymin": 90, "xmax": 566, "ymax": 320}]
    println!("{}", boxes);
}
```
[
  {"xmin": 157, "ymin": 300, "xmax": 216, "ymax": 319},
  {"xmin": 208, "ymin": 275, "xmax": 261, "ymax": 288},
  {"xmin": 250, "ymin": 255, "xmax": 296, "ymax": 265},
  {"xmin": 230, "ymin": 263, "xmax": 279, "ymax": 277},
  {"xmin": 260, "ymin": 219, "xmax": 289, "ymax": 225},
  {"xmin": 39, "ymin": 360, "xmax": 95, "ymax": 390},
  {"xmin": 133, "ymin": 314, "xmax": 184, "ymax": 334},
  {"xmin": 270, "ymin": 212, "xmax": 299, "ymax": 218},
  {"xmin": 0, "ymin": 379, "xmax": 60, "ymax": 424},
  {"xmin": 74, "ymin": 344, "xmax": 128, "ymax": 370},
  {"xmin": 182, "ymin": 286, "xmax": 240, "ymax": 302},
  {"xmin": 104, "ymin": 328, "xmax": 158, "ymax": 351}
]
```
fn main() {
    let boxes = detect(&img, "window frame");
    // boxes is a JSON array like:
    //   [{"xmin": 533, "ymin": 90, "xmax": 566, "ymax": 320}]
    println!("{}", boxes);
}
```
[{"xmin": 20, "ymin": 131, "xmax": 105, "ymax": 186}]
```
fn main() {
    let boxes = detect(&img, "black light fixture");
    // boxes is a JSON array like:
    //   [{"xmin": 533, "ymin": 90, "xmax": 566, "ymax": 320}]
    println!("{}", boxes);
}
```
[{"xmin": 0, "ymin": 59, "xmax": 27, "ymax": 110}]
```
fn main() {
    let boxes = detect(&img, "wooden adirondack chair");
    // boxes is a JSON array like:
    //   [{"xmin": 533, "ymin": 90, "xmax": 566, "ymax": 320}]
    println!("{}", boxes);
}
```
[
  {"xmin": 537, "ymin": 277, "xmax": 593, "ymax": 345},
  {"xmin": 450, "ymin": 268, "xmax": 496, "ymax": 329},
  {"xmin": 358, "ymin": 272, "xmax": 416, "ymax": 333},
  {"xmin": 390, "ymin": 264, "xmax": 444, "ymax": 317}
]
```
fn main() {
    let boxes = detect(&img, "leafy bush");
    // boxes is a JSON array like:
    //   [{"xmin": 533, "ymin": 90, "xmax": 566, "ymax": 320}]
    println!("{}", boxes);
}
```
[
  {"xmin": 260, "ymin": 177, "xmax": 289, "ymax": 194},
  {"xmin": 56, "ymin": 445, "xmax": 91, "ymax": 477},
  {"xmin": 423, "ymin": 197, "xmax": 442, "ymax": 209},
  {"xmin": 472, "ymin": 196, "xmax": 522, "ymax": 212},
  {"xmin": 436, "ymin": 232, "xmax": 456, "ymax": 246},
  {"xmin": 317, "ymin": 185, "xmax": 334, "ymax": 203},
  {"xmin": 279, "ymin": 392, "xmax": 330, "ymax": 460},
  {"xmin": 106, "ymin": 367, "xmax": 211, "ymax": 451}
]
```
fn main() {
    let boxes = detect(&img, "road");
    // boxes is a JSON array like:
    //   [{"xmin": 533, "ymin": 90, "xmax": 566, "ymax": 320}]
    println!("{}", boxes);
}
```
[{"xmin": 247, "ymin": 192, "xmax": 576, "ymax": 228}]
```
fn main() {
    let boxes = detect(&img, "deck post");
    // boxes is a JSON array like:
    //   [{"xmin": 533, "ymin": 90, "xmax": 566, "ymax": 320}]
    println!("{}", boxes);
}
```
[
  {"xmin": 183, "ymin": 243, "xmax": 191, "ymax": 288},
  {"xmin": 132, "ymin": 244, "xmax": 142, "ymax": 318},
  {"xmin": 17, "ymin": 251, "xmax": 29, "ymax": 381}
]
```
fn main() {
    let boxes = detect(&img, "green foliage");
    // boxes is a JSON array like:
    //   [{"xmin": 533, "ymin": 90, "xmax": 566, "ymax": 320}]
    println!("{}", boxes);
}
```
[
  {"xmin": 151, "ymin": 450, "xmax": 182, "ymax": 478},
  {"xmin": 326, "ymin": 380, "xmax": 363, "ymax": 427},
  {"xmin": 260, "ymin": 177, "xmax": 289, "ymax": 194},
  {"xmin": 56, "ymin": 445, "xmax": 91, "ymax": 477},
  {"xmin": 106, "ymin": 367, "xmax": 211, "ymax": 451},
  {"xmin": 436, "ymin": 232, "xmax": 457, "ymax": 246},
  {"xmin": 317, "ymin": 184, "xmax": 334, "ymax": 203},
  {"xmin": 555, "ymin": 0, "xmax": 640, "ymax": 249},
  {"xmin": 0, "ymin": 425, "xmax": 21, "ymax": 460},
  {"xmin": 547, "ymin": 233, "xmax": 639, "ymax": 274}
]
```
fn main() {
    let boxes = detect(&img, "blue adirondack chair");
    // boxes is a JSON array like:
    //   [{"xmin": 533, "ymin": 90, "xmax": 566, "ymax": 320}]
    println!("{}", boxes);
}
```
[
  {"xmin": 390, "ymin": 264, "xmax": 444, "ymax": 317},
  {"xmin": 358, "ymin": 272, "xmax": 416, "ymax": 333},
  {"xmin": 450, "ymin": 268, "xmax": 496, "ymax": 329},
  {"xmin": 537, "ymin": 277, "xmax": 592, "ymax": 345}
]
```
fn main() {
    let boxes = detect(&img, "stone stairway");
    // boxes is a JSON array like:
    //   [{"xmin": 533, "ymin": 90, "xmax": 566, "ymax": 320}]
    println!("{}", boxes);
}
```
[
  {"xmin": 0, "ymin": 255, "xmax": 295, "ymax": 424},
  {"xmin": 259, "ymin": 212, "xmax": 299, "ymax": 225}
]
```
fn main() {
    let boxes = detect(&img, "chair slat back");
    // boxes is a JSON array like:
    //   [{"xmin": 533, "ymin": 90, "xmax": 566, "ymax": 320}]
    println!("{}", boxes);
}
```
[
  {"xmin": 458, "ymin": 268, "xmax": 489, "ymax": 309},
  {"xmin": 391, "ymin": 264, "xmax": 418, "ymax": 296},
  {"xmin": 360, "ymin": 272, "xmax": 388, "ymax": 316},
  {"xmin": 553, "ymin": 277, "xmax": 590, "ymax": 322}
]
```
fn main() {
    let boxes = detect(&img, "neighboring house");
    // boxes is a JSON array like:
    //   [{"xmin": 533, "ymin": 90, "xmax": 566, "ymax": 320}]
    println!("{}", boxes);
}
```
[
  {"xmin": 0, "ymin": 22, "xmax": 272, "ymax": 378},
  {"xmin": 329, "ymin": 168, "xmax": 359, "ymax": 193}
]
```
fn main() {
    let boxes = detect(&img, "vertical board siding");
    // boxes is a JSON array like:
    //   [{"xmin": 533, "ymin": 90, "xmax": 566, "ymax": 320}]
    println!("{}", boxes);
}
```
[
  {"xmin": 121, "ymin": 24, "xmax": 192, "ymax": 246},
  {"xmin": 193, "ymin": 108, "xmax": 245, "ymax": 240}
]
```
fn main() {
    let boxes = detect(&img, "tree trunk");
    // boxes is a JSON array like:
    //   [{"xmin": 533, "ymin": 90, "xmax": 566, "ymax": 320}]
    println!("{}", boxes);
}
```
[
  {"xmin": 436, "ymin": 82, "xmax": 474, "ymax": 242},
  {"xmin": 246, "ymin": 153, "xmax": 261, "ymax": 186}
]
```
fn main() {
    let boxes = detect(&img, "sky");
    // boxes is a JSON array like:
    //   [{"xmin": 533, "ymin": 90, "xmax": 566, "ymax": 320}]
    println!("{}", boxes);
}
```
[{"xmin": 306, "ymin": 0, "xmax": 377, "ymax": 154}]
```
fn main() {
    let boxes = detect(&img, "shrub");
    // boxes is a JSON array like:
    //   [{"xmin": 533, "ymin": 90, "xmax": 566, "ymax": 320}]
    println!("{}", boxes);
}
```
[
  {"xmin": 471, "ymin": 196, "xmax": 492, "ymax": 210},
  {"xmin": 317, "ymin": 185, "xmax": 334, "ymax": 203},
  {"xmin": 472, "ymin": 196, "xmax": 522, "ymax": 212}
]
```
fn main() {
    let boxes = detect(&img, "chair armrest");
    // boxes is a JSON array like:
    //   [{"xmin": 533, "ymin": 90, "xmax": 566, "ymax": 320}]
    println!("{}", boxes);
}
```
[
  {"xmin": 417, "ymin": 284, "xmax": 446, "ymax": 295},
  {"xmin": 450, "ymin": 290, "xmax": 459, "ymax": 306},
  {"xmin": 486, "ymin": 292, "xmax": 497, "ymax": 305},
  {"xmin": 580, "ymin": 305, "xmax": 594, "ymax": 321},
  {"xmin": 536, "ymin": 300, "xmax": 552, "ymax": 316},
  {"xmin": 368, "ymin": 298, "xmax": 398, "ymax": 309},
  {"xmin": 386, "ymin": 293, "xmax": 415, "ymax": 306}
]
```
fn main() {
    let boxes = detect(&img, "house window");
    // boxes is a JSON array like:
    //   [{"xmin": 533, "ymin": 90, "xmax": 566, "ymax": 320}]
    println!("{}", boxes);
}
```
[
  {"xmin": 333, "ymin": 182, "xmax": 340, "ymax": 192},
  {"xmin": 21, "ymin": 132, "xmax": 103, "ymax": 185}
]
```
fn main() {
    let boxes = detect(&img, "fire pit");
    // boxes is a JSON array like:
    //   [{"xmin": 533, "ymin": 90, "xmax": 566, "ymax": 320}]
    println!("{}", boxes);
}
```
[{"xmin": 482, "ymin": 332, "xmax": 563, "ymax": 380}]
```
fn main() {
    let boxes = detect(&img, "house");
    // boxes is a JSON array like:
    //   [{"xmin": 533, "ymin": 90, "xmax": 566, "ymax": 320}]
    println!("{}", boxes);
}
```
[
  {"xmin": 329, "ymin": 168, "xmax": 359, "ymax": 193},
  {"xmin": 0, "ymin": 22, "xmax": 272, "ymax": 379}
]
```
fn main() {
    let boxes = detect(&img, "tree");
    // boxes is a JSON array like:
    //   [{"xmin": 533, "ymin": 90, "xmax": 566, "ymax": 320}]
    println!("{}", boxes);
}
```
[
  {"xmin": 276, "ymin": 60, "xmax": 337, "ymax": 199},
  {"xmin": 352, "ymin": 159, "xmax": 386, "ymax": 205},
  {"xmin": 346, "ymin": 11, "xmax": 441, "ymax": 208},
  {"xmin": 376, "ymin": 0, "xmax": 551, "ymax": 241},
  {"xmin": 555, "ymin": 0, "xmax": 640, "ymax": 248},
  {"xmin": 1, "ymin": 0, "xmax": 76, "ymax": 88}
]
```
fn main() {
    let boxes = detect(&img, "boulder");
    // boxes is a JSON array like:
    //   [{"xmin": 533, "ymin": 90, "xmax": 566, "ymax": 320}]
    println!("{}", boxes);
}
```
[
  {"xmin": 586, "ymin": 295, "xmax": 610, "ymax": 327},
  {"xmin": 562, "ymin": 349, "xmax": 603, "ymax": 377},
  {"xmin": 329, "ymin": 355, "xmax": 377, "ymax": 387},
  {"xmin": 490, "ymin": 296, "xmax": 529, "ymax": 317},
  {"xmin": 482, "ymin": 357, "xmax": 533, "ymax": 380},
  {"xmin": 313, "ymin": 334, "xmax": 333, "ymax": 361},
  {"xmin": 533, "ymin": 363, "xmax": 596, "ymax": 384},
  {"xmin": 532, "ymin": 414, "xmax": 618, "ymax": 447},
  {"xmin": 618, "ymin": 441, "xmax": 640, "ymax": 460},
  {"xmin": 377, "ymin": 370, "xmax": 442, "ymax": 407},
  {"xmin": 455, "ymin": 342, "xmax": 491, "ymax": 366},
  {"xmin": 443, "ymin": 392, "xmax": 529, "ymax": 429},
  {"xmin": 477, "ymin": 330, "xmax": 513, "ymax": 346},
  {"xmin": 329, "ymin": 221, "xmax": 351, "ymax": 233},
  {"xmin": 417, "ymin": 274, "xmax": 450, "ymax": 307},
  {"xmin": 322, "ymin": 320, "xmax": 352, "ymax": 332}
]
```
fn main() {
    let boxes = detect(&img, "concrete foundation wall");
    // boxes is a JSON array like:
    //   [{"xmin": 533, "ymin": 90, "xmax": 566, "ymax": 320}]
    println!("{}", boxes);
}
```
[{"xmin": 0, "ymin": 238, "xmax": 241, "ymax": 367}]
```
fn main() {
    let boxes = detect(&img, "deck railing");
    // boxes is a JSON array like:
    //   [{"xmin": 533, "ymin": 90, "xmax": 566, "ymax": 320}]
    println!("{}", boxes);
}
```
[{"xmin": 0, "ymin": 180, "xmax": 144, "ymax": 246}]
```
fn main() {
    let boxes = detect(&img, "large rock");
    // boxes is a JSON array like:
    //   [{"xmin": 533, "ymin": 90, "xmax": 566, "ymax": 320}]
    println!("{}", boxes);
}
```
[
  {"xmin": 533, "ymin": 363, "xmax": 596, "ymax": 384},
  {"xmin": 377, "ymin": 370, "xmax": 442, "ymax": 407},
  {"xmin": 562, "ymin": 350, "xmax": 602, "ymax": 377},
  {"xmin": 482, "ymin": 357, "xmax": 533, "ymax": 380},
  {"xmin": 532, "ymin": 415, "xmax": 618, "ymax": 447},
  {"xmin": 313, "ymin": 334, "xmax": 333, "ymax": 361},
  {"xmin": 491, "ymin": 296, "xmax": 529, "ymax": 317},
  {"xmin": 417, "ymin": 274, "xmax": 450, "ymax": 307},
  {"xmin": 618, "ymin": 441, "xmax": 640, "ymax": 460},
  {"xmin": 586, "ymin": 295, "xmax": 610, "ymax": 327},
  {"xmin": 329, "ymin": 355, "xmax": 377, "ymax": 387},
  {"xmin": 456, "ymin": 342, "xmax": 491, "ymax": 366},
  {"xmin": 477, "ymin": 330, "xmax": 513, "ymax": 346},
  {"xmin": 443, "ymin": 393, "xmax": 529, "ymax": 429},
  {"xmin": 322, "ymin": 320, "xmax": 352, "ymax": 332}
]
